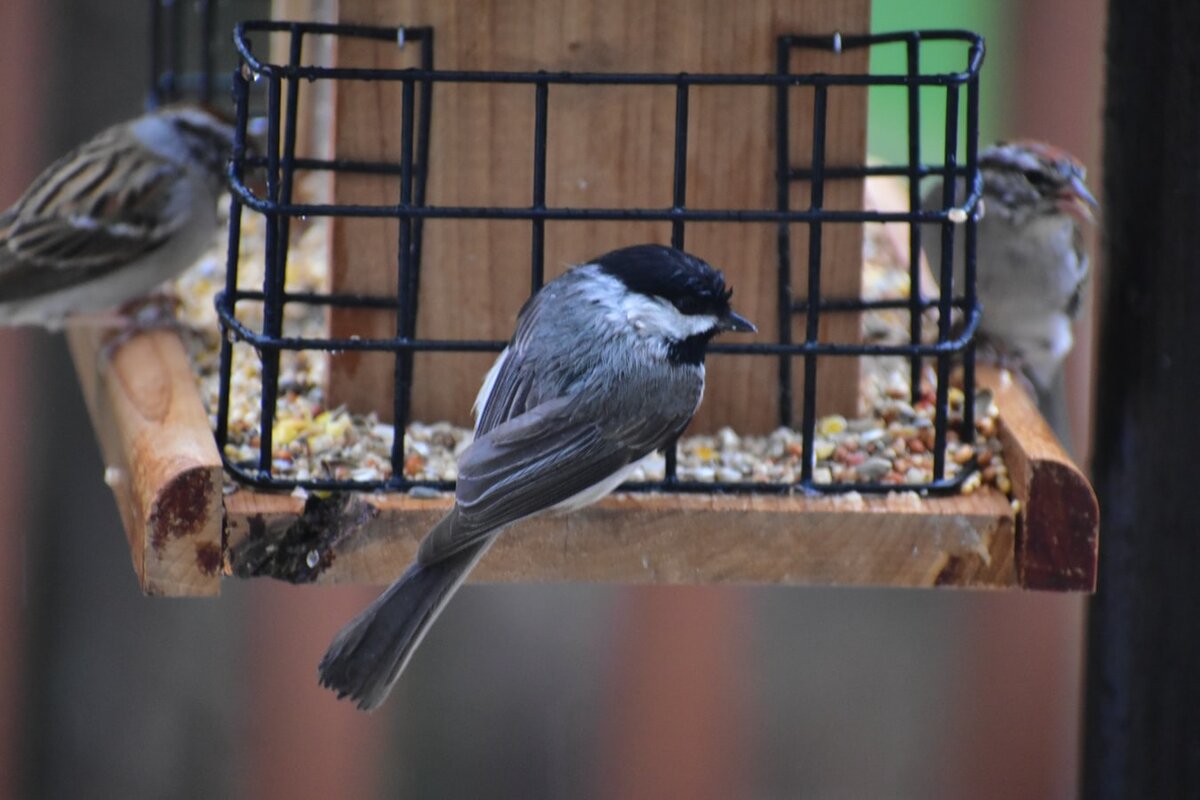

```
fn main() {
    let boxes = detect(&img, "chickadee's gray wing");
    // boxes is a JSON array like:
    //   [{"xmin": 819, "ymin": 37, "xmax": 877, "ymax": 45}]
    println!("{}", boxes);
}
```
[
  {"xmin": 473, "ymin": 347, "xmax": 538, "ymax": 438},
  {"xmin": 418, "ymin": 394, "xmax": 685, "ymax": 565},
  {"xmin": 0, "ymin": 132, "xmax": 189, "ymax": 299},
  {"xmin": 472, "ymin": 287, "xmax": 559, "ymax": 437}
]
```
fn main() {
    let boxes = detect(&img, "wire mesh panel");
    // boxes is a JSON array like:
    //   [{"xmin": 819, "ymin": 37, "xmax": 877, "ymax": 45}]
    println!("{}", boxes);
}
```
[
  {"xmin": 777, "ymin": 32, "xmax": 984, "ymax": 490},
  {"xmin": 217, "ymin": 20, "xmax": 984, "ymax": 496},
  {"xmin": 147, "ymin": 0, "xmax": 271, "ymax": 109}
]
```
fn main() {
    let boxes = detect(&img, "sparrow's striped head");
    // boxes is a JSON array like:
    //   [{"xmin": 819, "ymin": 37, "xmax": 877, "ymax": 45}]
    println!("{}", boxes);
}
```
[
  {"xmin": 981, "ymin": 141, "xmax": 1098, "ymax": 224},
  {"xmin": 134, "ymin": 106, "xmax": 237, "ymax": 184}
]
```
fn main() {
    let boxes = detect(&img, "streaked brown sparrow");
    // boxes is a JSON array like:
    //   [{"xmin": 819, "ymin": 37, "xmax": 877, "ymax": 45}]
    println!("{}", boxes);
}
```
[
  {"xmin": 0, "ymin": 106, "xmax": 236, "ymax": 329},
  {"xmin": 923, "ymin": 141, "xmax": 1098, "ymax": 432}
]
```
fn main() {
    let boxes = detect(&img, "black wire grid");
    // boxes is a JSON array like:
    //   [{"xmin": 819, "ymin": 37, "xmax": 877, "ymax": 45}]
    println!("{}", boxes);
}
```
[
  {"xmin": 215, "ymin": 20, "xmax": 984, "ymax": 496},
  {"xmin": 148, "ymin": 0, "xmax": 271, "ymax": 110}
]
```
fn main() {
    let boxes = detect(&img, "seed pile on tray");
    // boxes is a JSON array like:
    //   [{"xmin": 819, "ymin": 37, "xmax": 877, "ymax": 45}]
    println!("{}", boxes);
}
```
[{"xmin": 174, "ymin": 185, "xmax": 1010, "ymax": 495}]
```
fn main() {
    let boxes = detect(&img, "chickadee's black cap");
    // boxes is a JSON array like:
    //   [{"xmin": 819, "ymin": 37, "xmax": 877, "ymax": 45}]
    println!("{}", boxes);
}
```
[{"xmin": 594, "ymin": 244, "xmax": 732, "ymax": 317}]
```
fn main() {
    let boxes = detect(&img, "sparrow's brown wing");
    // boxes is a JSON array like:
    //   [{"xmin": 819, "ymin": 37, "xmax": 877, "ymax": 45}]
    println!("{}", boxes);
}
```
[{"xmin": 0, "ymin": 129, "xmax": 188, "ymax": 300}]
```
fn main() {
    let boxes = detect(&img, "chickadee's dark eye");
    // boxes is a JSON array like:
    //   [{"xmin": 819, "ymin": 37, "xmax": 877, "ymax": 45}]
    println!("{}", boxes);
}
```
[{"xmin": 674, "ymin": 296, "xmax": 702, "ymax": 315}]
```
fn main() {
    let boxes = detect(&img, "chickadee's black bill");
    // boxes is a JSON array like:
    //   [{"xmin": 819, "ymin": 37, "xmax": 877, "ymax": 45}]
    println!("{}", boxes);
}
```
[{"xmin": 719, "ymin": 310, "xmax": 757, "ymax": 333}]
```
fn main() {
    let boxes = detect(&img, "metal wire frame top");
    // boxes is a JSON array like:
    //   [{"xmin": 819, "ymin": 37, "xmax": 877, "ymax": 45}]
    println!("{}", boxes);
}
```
[
  {"xmin": 217, "ymin": 21, "xmax": 984, "ymax": 496},
  {"xmin": 148, "ymin": 0, "xmax": 275, "ymax": 110}
]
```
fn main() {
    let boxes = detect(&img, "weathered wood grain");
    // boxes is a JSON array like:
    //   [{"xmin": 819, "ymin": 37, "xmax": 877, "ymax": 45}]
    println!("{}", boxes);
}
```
[
  {"xmin": 66, "ymin": 322, "xmax": 224, "ymax": 596},
  {"xmin": 980, "ymin": 365, "xmax": 1099, "ymax": 591},
  {"xmin": 65, "ymin": 323, "xmax": 1102, "ymax": 595},
  {"xmin": 326, "ymin": 0, "xmax": 870, "ymax": 430},
  {"xmin": 225, "ymin": 487, "xmax": 1017, "ymax": 589}
]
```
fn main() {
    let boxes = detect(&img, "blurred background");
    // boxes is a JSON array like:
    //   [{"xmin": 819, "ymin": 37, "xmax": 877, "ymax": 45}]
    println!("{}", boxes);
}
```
[{"xmin": 0, "ymin": 0, "xmax": 1102, "ymax": 797}]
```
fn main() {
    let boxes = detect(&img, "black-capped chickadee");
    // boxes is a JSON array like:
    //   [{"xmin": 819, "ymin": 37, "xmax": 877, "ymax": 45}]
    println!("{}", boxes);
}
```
[
  {"xmin": 922, "ymin": 141, "xmax": 1097, "ymax": 436},
  {"xmin": 319, "ymin": 244, "xmax": 756, "ymax": 710},
  {"xmin": 0, "ymin": 106, "xmax": 236, "ymax": 328}
]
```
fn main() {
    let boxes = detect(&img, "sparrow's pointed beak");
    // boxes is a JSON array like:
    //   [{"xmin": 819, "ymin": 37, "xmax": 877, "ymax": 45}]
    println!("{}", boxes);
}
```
[
  {"xmin": 1060, "ymin": 175, "xmax": 1099, "ymax": 224},
  {"xmin": 718, "ymin": 309, "xmax": 757, "ymax": 333},
  {"xmin": 1071, "ymin": 174, "xmax": 1099, "ymax": 208}
]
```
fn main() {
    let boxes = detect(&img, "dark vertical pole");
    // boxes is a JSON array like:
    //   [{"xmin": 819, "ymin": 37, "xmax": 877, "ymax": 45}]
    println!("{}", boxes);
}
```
[
  {"xmin": 669, "ymin": 80, "xmax": 689, "ymax": 251},
  {"xmin": 663, "ymin": 79, "xmax": 690, "ymax": 483},
  {"xmin": 1083, "ymin": 1, "xmax": 1200, "ymax": 796},
  {"xmin": 390, "ymin": 27, "xmax": 435, "ymax": 485},
  {"xmin": 198, "ymin": 0, "xmax": 215, "ymax": 105},
  {"xmin": 148, "ymin": 0, "xmax": 163, "ymax": 107},
  {"xmin": 798, "ymin": 83, "xmax": 827, "ymax": 486},
  {"xmin": 931, "ymin": 85, "xmax": 960, "ymax": 483},
  {"xmin": 905, "ymin": 34, "xmax": 923, "ymax": 405},
  {"xmin": 410, "ymin": 28, "xmax": 434, "ymax": 302},
  {"xmin": 165, "ymin": 0, "xmax": 181, "ymax": 101},
  {"xmin": 216, "ymin": 67, "xmax": 251, "ymax": 455},
  {"xmin": 391, "ymin": 78, "xmax": 417, "ymax": 480},
  {"xmin": 960, "ymin": 56, "xmax": 980, "ymax": 438},
  {"xmin": 256, "ymin": 29, "xmax": 303, "ymax": 479},
  {"xmin": 774, "ymin": 39, "xmax": 794, "ymax": 430},
  {"xmin": 256, "ymin": 73, "xmax": 283, "ymax": 477},
  {"xmin": 276, "ymin": 28, "xmax": 303, "ymax": 277},
  {"xmin": 531, "ymin": 79, "xmax": 548, "ymax": 292}
]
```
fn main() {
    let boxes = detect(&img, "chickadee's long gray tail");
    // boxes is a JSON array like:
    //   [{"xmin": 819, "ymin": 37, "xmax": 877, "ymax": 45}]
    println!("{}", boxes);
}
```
[
  {"xmin": 318, "ymin": 519, "xmax": 491, "ymax": 711},
  {"xmin": 318, "ymin": 245, "xmax": 755, "ymax": 709}
]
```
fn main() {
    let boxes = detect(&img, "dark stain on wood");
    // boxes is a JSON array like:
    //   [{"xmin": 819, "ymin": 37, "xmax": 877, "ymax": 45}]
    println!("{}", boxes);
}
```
[
  {"xmin": 1018, "ymin": 461, "xmax": 1100, "ymax": 591},
  {"xmin": 149, "ymin": 469, "xmax": 215, "ymax": 552},
  {"xmin": 246, "ymin": 513, "xmax": 267, "ymax": 542},
  {"xmin": 935, "ymin": 555, "xmax": 967, "ymax": 586},
  {"xmin": 229, "ymin": 493, "xmax": 379, "ymax": 583},
  {"xmin": 195, "ymin": 541, "xmax": 223, "ymax": 577}
]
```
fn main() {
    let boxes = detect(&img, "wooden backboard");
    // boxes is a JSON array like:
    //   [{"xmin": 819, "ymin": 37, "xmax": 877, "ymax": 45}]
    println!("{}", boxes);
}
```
[{"xmin": 325, "ymin": 0, "xmax": 870, "ymax": 432}]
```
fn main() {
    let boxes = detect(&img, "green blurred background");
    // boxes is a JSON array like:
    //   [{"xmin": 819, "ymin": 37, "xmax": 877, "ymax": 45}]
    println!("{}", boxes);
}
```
[{"xmin": 869, "ymin": 0, "xmax": 1014, "ymax": 160}]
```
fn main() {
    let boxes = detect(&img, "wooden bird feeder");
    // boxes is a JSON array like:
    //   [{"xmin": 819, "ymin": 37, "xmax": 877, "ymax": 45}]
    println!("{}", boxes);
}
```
[{"xmin": 66, "ymin": 0, "xmax": 1098, "ymax": 597}]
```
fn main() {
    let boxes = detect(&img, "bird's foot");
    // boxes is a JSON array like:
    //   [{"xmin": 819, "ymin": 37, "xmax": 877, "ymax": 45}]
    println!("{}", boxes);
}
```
[{"xmin": 93, "ymin": 291, "xmax": 191, "ymax": 363}]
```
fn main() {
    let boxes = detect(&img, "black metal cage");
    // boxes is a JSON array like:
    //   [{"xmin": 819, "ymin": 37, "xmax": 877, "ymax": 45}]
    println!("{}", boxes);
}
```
[
  {"xmin": 148, "ymin": 0, "xmax": 271, "ymax": 109},
  {"xmin": 193, "ymin": 18, "xmax": 984, "ymax": 496}
]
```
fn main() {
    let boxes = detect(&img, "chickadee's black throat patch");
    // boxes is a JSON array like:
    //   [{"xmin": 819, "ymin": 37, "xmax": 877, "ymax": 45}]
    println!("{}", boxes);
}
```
[{"xmin": 667, "ymin": 331, "xmax": 717, "ymax": 366}]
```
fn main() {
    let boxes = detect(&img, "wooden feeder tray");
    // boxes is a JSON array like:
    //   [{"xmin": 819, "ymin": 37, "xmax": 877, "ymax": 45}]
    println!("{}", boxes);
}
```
[
  {"xmin": 68, "ymin": 1, "xmax": 1097, "ymax": 597},
  {"xmin": 67, "ymin": 322, "xmax": 1097, "ymax": 597}
]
